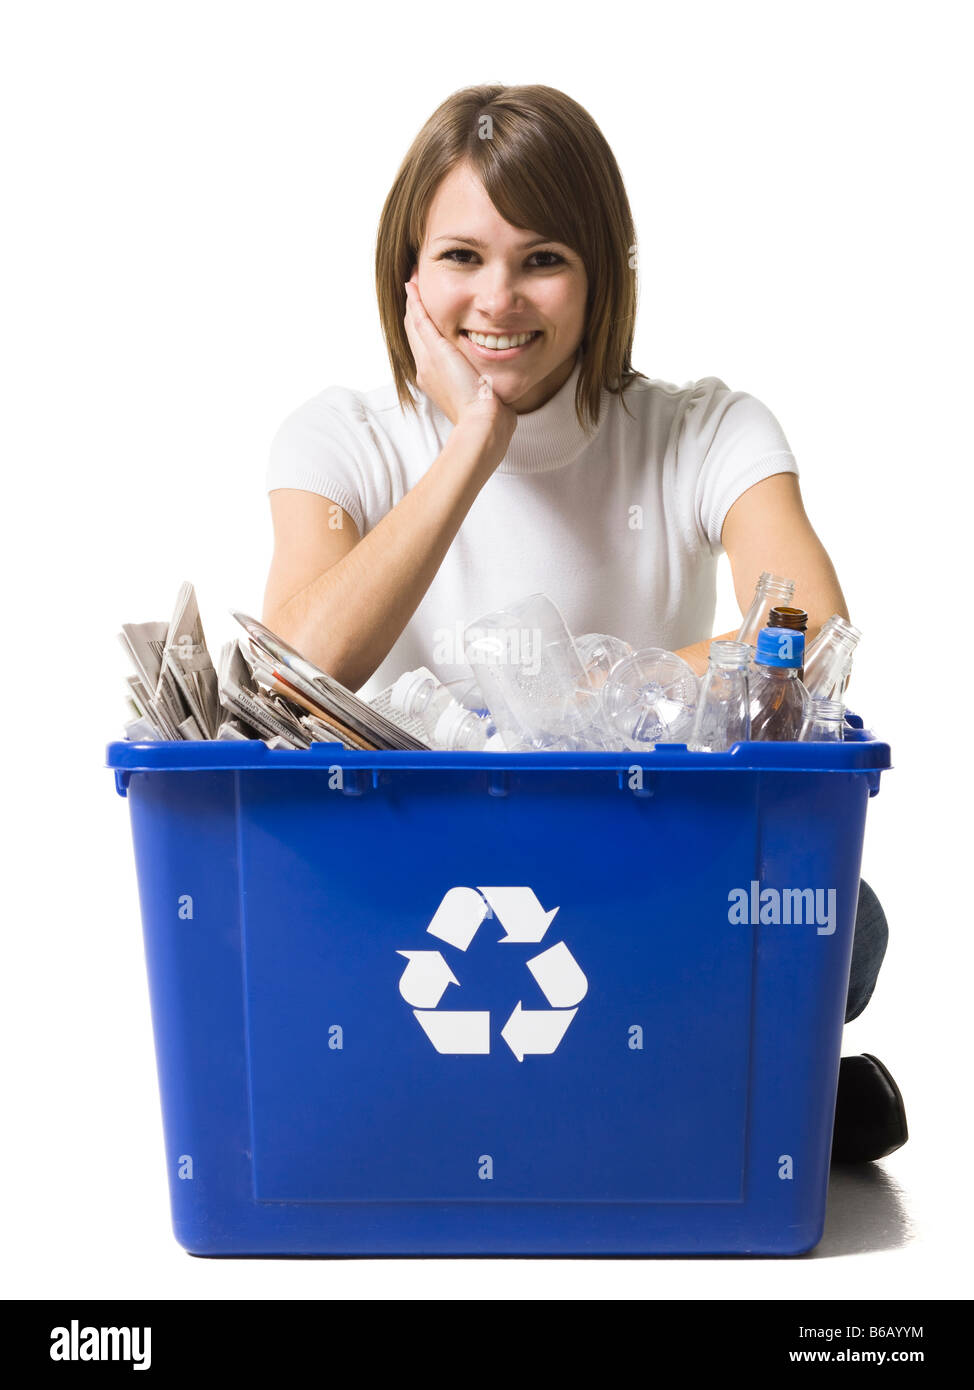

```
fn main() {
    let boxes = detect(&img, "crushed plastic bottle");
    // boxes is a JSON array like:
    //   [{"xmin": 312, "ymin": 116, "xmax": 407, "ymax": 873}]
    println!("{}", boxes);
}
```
[
  {"xmin": 573, "ymin": 633, "xmax": 634, "ymax": 689},
  {"xmin": 688, "ymin": 640, "xmax": 751, "ymax": 751},
  {"xmin": 464, "ymin": 593, "xmax": 595, "ymax": 749},
  {"xmin": 600, "ymin": 649, "xmax": 699, "ymax": 750}
]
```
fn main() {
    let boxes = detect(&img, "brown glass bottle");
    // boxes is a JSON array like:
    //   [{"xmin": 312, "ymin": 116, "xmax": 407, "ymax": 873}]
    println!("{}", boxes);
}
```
[{"xmin": 767, "ymin": 607, "xmax": 808, "ymax": 679}]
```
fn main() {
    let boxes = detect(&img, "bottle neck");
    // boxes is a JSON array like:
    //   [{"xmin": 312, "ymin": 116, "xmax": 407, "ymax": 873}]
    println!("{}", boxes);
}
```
[
  {"xmin": 757, "ymin": 573, "xmax": 796, "ymax": 603},
  {"xmin": 708, "ymin": 639, "xmax": 751, "ymax": 671},
  {"xmin": 807, "ymin": 696, "xmax": 844, "ymax": 721},
  {"xmin": 819, "ymin": 615, "xmax": 862, "ymax": 645},
  {"xmin": 768, "ymin": 606, "xmax": 808, "ymax": 633}
]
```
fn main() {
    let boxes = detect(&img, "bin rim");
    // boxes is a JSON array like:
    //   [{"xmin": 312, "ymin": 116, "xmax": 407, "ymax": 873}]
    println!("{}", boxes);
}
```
[{"xmin": 106, "ymin": 721, "xmax": 890, "ymax": 776}]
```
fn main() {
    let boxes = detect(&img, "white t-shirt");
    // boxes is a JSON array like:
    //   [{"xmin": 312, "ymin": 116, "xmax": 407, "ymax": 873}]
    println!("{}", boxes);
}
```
[{"xmin": 265, "ymin": 355, "xmax": 798, "ymax": 699}]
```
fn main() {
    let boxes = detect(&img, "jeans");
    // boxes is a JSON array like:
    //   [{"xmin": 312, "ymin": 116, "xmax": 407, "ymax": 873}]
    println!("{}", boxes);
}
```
[{"xmin": 845, "ymin": 878, "xmax": 888, "ymax": 1023}]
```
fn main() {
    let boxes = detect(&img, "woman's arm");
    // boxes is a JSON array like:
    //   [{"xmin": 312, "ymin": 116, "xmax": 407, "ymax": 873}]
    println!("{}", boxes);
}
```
[
  {"xmin": 263, "ymin": 405, "xmax": 515, "ymax": 690},
  {"xmin": 675, "ymin": 472, "xmax": 849, "ymax": 675},
  {"xmin": 263, "ymin": 273, "xmax": 520, "ymax": 690}
]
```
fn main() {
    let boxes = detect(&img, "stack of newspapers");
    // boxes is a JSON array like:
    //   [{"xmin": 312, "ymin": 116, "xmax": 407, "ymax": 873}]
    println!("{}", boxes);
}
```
[{"xmin": 118, "ymin": 582, "xmax": 429, "ymax": 751}]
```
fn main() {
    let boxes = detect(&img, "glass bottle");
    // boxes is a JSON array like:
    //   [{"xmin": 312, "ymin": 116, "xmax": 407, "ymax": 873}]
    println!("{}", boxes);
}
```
[
  {"xmin": 799, "ymin": 696, "xmax": 845, "ymax": 742},
  {"xmin": 688, "ymin": 640, "xmax": 751, "ymax": 752},
  {"xmin": 749, "ymin": 628, "xmax": 808, "ymax": 741},
  {"xmin": 737, "ymin": 572, "xmax": 796, "ymax": 648},
  {"xmin": 803, "ymin": 616, "xmax": 862, "ymax": 700}
]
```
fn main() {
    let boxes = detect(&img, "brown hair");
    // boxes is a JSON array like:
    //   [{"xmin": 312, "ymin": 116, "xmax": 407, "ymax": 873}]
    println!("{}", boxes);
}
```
[{"xmin": 375, "ymin": 84, "xmax": 645, "ymax": 432}]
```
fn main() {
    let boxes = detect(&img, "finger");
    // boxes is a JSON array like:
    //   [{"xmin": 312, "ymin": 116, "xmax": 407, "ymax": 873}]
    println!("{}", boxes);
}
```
[
  {"xmin": 403, "ymin": 281, "xmax": 420, "ymax": 326},
  {"xmin": 403, "ymin": 306, "xmax": 421, "ymax": 359},
  {"xmin": 402, "ymin": 297, "xmax": 425, "ymax": 371},
  {"xmin": 404, "ymin": 283, "xmax": 439, "ymax": 341},
  {"xmin": 403, "ymin": 287, "xmax": 423, "ymax": 345}
]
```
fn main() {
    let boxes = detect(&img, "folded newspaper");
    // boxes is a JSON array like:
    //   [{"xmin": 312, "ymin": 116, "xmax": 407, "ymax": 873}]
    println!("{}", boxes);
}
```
[{"xmin": 118, "ymin": 583, "xmax": 429, "ymax": 751}]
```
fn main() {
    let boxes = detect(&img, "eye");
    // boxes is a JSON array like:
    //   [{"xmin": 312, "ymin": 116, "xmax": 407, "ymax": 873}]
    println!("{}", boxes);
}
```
[{"xmin": 438, "ymin": 249, "xmax": 566, "ymax": 268}]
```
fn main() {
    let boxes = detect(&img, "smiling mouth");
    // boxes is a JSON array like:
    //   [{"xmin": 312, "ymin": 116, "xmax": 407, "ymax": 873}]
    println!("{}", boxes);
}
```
[{"xmin": 459, "ymin": 329, "xmax": 543, "ymax": 353}]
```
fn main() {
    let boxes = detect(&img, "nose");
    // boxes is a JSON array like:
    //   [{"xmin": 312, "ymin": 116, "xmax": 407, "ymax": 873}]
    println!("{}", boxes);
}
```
[{"xmin": 473, "ymin": 262, "xmax": 525, "ymax": 320}]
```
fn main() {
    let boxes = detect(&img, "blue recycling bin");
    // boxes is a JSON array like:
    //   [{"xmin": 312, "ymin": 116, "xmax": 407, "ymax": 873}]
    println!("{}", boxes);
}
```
[{"xmin": 106, "ymin": 721, "xmax": 890, "ymax": 1256}]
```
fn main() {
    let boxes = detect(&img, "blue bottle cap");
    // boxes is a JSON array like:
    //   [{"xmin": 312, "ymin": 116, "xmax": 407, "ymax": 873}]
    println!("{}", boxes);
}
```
[{"xmin": 755, "ymin": 627, "xmax": 805, "ymax": 667}]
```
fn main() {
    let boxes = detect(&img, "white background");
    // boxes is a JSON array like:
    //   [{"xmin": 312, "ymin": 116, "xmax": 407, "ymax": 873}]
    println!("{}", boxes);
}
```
[{"xmin": 2, "ymin": 0, "xmax": 971, "ymax": 1302}]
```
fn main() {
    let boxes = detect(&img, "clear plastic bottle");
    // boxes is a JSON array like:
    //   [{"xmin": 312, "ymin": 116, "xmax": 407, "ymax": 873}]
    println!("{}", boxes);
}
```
[
  {"xmin": 799, "ymin": 696, "xmax": 845, "ymax": 742},
  {"xmin": 803, "ymin": 615, "xmax": 862, "ymax": 700},
  {"xmin": 389, "ymin": 667, "xmax": 490, "ymax": 750},
  {"xmin": 749, "ymin": 628, "xmax": 808, "ymax": 741},
  {"xmin": 600, "ymin": 649, "xmax": 699, "ymax": 749},
  {"xmin": 464, "ymin": 593, "xmax": 594, "ymax": 748},
  {"xmin": 433, "ymin": 700, "xmax": 494, "ymax": 750},
  {"xmin": 688, "ymin": 640, "xmax": 751, "ymax": 752},
  {"xmin": 444, "ymin": 674, "xmax": 488, "ymax": 712},
  {"xmin": 554, "ymin": 683, "xmax": 618, "ymax": 750},
  {"xmin": 573, "ymin": 633, "xmax": 634, "ymax": 689},
  {"xmin": 737, "ymin": 572, "xmax": 796, "ymax": 648}
]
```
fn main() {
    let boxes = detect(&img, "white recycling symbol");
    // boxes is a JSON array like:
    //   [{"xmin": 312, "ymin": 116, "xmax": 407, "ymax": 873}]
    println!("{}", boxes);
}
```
[{"xmin": 396, "ymin": 887, "xmax": 587, "ymax": 1060}]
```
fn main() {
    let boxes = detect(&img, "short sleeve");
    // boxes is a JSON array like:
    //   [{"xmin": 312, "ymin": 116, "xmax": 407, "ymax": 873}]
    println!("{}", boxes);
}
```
[
  {"xmin": 265, "ymin": 388, "xmax": 369, "ymax": 536},
  {"xmin": 681, "ymin": 377, "xmax": 799, "ymax": 553}
]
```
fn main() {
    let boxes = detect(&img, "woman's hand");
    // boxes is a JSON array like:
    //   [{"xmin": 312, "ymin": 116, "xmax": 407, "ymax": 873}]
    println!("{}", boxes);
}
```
[{"xmin": 403, "ymin": 272, "xmax": 517, "ymax": 436}]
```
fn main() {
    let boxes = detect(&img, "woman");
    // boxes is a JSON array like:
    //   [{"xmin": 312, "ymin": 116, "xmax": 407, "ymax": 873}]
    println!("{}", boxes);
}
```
[{"xmin": 262, "ymin": 83, "xmax": 906, "ymax": 1161}]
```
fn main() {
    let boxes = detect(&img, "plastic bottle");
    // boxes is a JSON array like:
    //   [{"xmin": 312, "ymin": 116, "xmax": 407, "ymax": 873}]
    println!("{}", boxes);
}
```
[
  {"xmin": 767, "ymin": 605, "xmax": 808, "ymax": 680},
  {"xmin": 737, "ymin": 572, "xmax": 796, "ymax": 648},
  {"xmin": 803, "ymin": 615, "xmax": 862, "ymax": 700},
  {"xmin": 749, "ymin": 628, "xmax": 808, "ymax": 741},
  {"xmin": 389, "ymin": 667, "xmax": 490, "ymax": 750},
  {"xmin": 443, "ymin": 675, "xmax": 499, "ymax": 736},
  {"xmin": 799, "ymin": 696, "xmax": 845, "ymax": 742},
  {"xmin": 687, "ymin": 640, "xmax": 751, "ymax": 752},
  {"xmin": 554, "ymin": 683, "xmax": 619, "ymax": 750},
  {"xmin": 600, "ymin": 649, "xmax": 699, "ymax": 750},
  {"xmin": 432, "ymin": 700, "xmax": 493, "ymax": 750},
  {"xmin": 573, "ymin": 633, "xmax": 634, "ymax": 689},
  {"xmin": 464, "ymin": 593, "xmax": 594, "ymax": 748},
  {"xmin": 444, "ymin": 675, "xmax": 488, "ymax": 712}
]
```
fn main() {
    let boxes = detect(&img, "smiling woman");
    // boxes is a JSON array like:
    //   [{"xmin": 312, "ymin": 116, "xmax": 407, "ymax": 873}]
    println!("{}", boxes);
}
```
[
  {"xmin": 258, "ymin": 85, "xmax": 907, "ymax": 1162},
  {"xmin": 262, "ymin": 84, "xmax": 847, "ymax": 700}
]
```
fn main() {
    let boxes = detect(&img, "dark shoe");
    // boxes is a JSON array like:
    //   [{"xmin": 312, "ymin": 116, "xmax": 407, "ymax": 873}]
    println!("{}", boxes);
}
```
[{"xmin": 831, "ymin": 1054, "xmax": 909, "ymax": 1163}]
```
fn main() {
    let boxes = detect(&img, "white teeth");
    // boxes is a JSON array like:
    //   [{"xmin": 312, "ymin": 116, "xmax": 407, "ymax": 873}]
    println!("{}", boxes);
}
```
[{"xmin": 464, "ymin": 330, "xmax": 538, "ymax": 349}]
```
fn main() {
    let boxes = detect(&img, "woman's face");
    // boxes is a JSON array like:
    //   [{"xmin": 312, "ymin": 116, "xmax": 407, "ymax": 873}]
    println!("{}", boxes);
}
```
[{"xmin": 416, "ymin": 161, "xmax": 588, "ymax": 413}]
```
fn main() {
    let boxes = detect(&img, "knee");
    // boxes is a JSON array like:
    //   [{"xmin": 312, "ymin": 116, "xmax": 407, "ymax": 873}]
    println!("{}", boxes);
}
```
[
  {"xmin": 844, "ymin": 879, "xmax": 889, "ymax": 1022},
  {"xmin": 855, "ymin": 879, "xmax": 889, "ymax": 959}
]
